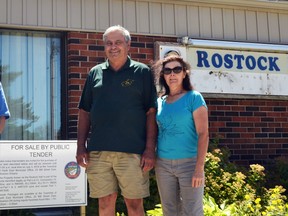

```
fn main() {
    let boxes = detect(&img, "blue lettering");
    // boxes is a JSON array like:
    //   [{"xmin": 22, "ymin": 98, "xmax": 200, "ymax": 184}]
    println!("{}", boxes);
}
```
[
  {"xmin": 211, "ymin": 53, "xmax": 222, "ymax": 68},
  {"xmin": 257, "ymin": 56, "xmax": 267, "ymax": 71},
  {"xmin": 196, "ymin": 51, "xmax": 210, "ymax": 67},
  {"xmin": 234, "ymin": 55, "xmax": 245, "ymax": 69},
  {"xmin": 195, "ymin": 50, "xmax": 281, "ymax": 72},
  {"xmin": 246, "ymin": 55, "xmax": 256, "ymax": 70},
  {"xmin": 268, "ymin": 57, "xmax": 280, "ymax": 71},
  {"xmin": 224, "ymin": 54, "xmax": 233, "ymax": 69}
]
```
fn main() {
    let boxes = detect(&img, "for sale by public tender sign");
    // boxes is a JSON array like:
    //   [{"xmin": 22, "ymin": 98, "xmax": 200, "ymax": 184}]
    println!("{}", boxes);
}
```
[{"xmin": 0, "ymin": 140, "xmax": 87, "ymax": 210}]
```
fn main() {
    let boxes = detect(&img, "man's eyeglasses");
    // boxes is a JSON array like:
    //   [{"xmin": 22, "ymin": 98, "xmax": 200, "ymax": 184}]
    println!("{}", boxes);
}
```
[{"xmin": 162, "ymin": 66, "xmax": 183, "ymax": 75}]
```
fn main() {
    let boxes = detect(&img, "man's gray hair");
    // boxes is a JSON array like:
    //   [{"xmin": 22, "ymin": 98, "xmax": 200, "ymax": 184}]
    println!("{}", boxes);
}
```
[{"xmin": 103, "ymin": 25, "xmax": 131, "ymax": 43}]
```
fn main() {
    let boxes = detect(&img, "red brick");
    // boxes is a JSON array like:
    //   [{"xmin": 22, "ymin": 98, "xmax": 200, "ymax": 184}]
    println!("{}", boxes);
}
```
[
  {"xmin": 80, "ymin": 39, "xmax": 97, "ymax": 45},
  {"xmin": 217, "ymin": 106, "xmax": 231, "ymax": 111},
  {"xmin": 80, "ymin": 50, "xmax": 97, "ymax": 57},
  {"xmin": 69, "ymin": 67, "xmax": 87, "ymax": 73},
  {"xmin": 260, "ymin": 107, "xmax": 273, "ymax": 111},
  {"xmin": 232, "ymin": 117, "xmax": 247, "ymax": 122},
  {"xmin": 269, "ymin": 144, "xmax": 282, "ymax": 148},
  {"xmin": 233, "ymin": 128, "xmax": 247, "ymax": 133},
  {"xmin": 69, "ymin": 79, "xmax": 86, "ymax": 85},
  {"xmin": 80, "ymin": 62, "xmax": 97, "ymax": 68},
  {"xmin": 68, "ymin": 32, "xmax": 88, "ymax": 39},
  {"xmin": 68, "ymin": 44, "xmax": 88, "ymax": 51},
  {"xmin": 89, "ymin": 33, "xmax": 103, "ymax": 40},
  {"xmin": 139, "ymin": 48, "xmax": 154, "ymax": 54},
  {"xmin": 262, "ymin": 149, "xmax": 276, "ymax": 154}
]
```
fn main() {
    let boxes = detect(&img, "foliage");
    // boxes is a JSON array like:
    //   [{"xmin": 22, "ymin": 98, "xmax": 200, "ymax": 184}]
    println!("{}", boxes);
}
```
[
  {"xmin": 144, "ymin": 171, "xmax": 161, "ymax": 210},
  {"xmin": 268, "ymin": 156, "xmax": 288, "ymax": 197},
  {"xmin": 202, "ymin": 186, "xmax": 287, "ymax": 216},
  {"xmin": 205, "ymin": 149, "xmax": 255, "ymax": 205},
  {"xmin": 146, "ymin": 204, "xmax": 163, "ymax": 216},
  {"xmin": 146, "ymin": 139, "xmax": 288, "ymax": 216},
  {"xmin": 203, "ymin": 194, "xmax": 232, "ymax": 216}
]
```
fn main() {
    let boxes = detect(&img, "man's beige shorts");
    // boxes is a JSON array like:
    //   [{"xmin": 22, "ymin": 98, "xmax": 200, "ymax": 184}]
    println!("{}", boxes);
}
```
[{"xmin": 86, "ymin": 151, "xmax": 150, "ymax": 199}]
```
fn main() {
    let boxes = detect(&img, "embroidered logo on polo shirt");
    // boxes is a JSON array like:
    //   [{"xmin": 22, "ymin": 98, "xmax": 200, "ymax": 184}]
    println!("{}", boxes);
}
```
[{"xmin": 121, "ymin": 79, "xmax": 134, "ymax": 87}]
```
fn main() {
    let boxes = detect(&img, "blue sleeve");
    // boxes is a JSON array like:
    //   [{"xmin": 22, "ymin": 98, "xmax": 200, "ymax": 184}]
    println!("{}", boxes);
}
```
[
  {"xmin": 0, "ymin": 83, "xmax": 10, "ymax": 119},
  {"xmin": 188, "ymin": 90, "xmax": 207, "ymax": 112}
]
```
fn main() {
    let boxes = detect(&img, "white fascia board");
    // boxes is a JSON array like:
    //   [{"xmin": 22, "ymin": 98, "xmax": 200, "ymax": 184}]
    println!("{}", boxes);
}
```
[
  {"xmin": 183, "ymin": 38, "xmax": 288, "ymax": 53},
  {"xmin": 162, "ymin": 0, "xmax": 288, "ymax": 10}
]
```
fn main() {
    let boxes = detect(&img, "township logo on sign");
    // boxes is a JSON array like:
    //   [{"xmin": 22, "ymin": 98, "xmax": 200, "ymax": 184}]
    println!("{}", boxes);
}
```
[{"xmin": 64, "ymin": 161, "xmax": 81, "ymax": 179}]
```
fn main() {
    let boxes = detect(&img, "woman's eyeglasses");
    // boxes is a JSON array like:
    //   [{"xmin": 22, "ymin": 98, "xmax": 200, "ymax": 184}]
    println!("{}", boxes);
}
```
[{"xmin": 162, "ymin": 66, "xmax": 183, "ymax": 75}]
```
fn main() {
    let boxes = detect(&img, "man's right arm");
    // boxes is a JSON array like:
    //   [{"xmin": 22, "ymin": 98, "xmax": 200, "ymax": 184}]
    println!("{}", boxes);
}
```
[{"xmin": 76, "ymin": 109, "xmax": 91, "ymax": 168}]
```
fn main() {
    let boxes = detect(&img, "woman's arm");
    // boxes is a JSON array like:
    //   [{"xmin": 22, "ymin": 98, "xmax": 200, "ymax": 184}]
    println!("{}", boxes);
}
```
[{"xmin": 192, "ymin": 106, "xmax": 209, "ymax": 187}]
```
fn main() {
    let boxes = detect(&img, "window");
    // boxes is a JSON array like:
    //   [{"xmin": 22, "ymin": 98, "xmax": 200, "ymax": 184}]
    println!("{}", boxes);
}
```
[{"xmin": 0, "ymin": 30, "xmax": 64, "ymax": 140}]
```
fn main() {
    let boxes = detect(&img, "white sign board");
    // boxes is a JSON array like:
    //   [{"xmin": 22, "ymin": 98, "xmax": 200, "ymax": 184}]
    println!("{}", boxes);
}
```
[
  {"xmin": 159, "ymin": 44, "xmax": 288, "ymax": 96},
  {"xmin": 0, "ymin": 140, "xmax": 87, "ymax": 210}
]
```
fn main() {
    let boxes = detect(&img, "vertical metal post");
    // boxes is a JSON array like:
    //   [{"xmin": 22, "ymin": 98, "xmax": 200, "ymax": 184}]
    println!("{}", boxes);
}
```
[{"xmin": 80, "ymin": 206, "xmax": 86, "ymax": 216}]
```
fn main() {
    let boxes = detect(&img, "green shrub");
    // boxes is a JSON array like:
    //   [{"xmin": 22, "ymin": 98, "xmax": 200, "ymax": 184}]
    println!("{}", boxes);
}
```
[
  {"xmin": 147, "ymin": 139, "xmax": 288, "ymax": 216},
  {"xmin": 205, "ymin": 147, "xmax": 256, "ymax": 205},
  {"xmin": 269, "ymin": 156, "xmax": 288, "ymax": 196}
]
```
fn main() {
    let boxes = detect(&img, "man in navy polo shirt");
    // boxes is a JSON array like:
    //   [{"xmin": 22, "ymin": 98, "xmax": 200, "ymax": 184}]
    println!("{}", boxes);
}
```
[{"xmin": 76, "ymin": 25, "xmax": 157, "ymax": 216}]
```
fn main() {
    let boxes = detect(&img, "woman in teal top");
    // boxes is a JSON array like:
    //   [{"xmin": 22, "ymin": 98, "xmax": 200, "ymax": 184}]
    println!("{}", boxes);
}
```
[{"xmin": 153, "ymin": 54, "xmax": 209, "ymax": 216}]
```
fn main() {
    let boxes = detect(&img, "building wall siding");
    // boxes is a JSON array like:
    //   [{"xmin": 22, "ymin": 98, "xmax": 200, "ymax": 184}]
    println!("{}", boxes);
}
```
[
  {"xmin": 67, "ymin": 31, "xmax": 288, "ymax": 166},
  {"xmin": 1, "ymin": 0, "xmax": 288, "ymax": 44}
]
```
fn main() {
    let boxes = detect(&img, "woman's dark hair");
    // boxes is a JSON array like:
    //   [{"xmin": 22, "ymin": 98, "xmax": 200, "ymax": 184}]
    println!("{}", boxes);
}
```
[{"xmin": 152, "ymin": 55, "xmax": 194, "ymax": 96}]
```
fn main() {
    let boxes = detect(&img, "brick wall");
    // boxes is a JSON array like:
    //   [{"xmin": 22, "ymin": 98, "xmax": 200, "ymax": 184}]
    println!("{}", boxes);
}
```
[
  {"xmin": 207, "ymin": 98, "xmax": 288, "ymax": 166},
  {"xmin": 67, "ymin": 32, "xmax": 288, "ymax": 166}
]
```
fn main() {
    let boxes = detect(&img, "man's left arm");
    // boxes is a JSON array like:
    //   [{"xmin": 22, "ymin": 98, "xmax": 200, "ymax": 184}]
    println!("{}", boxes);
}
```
[{"xmin": 141, "ymin": 107, "xmax": 157, "ymax": 172}]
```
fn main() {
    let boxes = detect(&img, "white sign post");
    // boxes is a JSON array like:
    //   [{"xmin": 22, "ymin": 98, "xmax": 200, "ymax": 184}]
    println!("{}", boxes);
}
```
[{"xmin": 0, "ymin": 140, "xmax": 87, "ymax": 210}]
